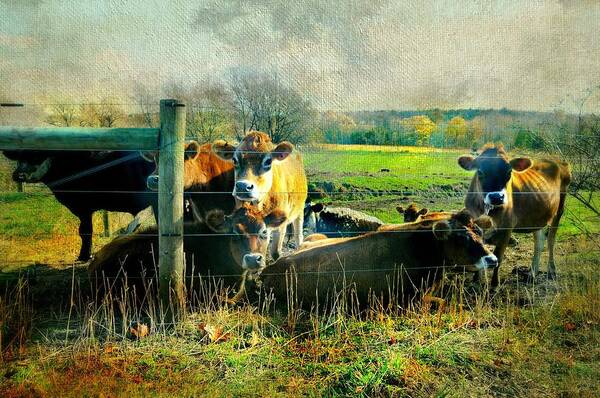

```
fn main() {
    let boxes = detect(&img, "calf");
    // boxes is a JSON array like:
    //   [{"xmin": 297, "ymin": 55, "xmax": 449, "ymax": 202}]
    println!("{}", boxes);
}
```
[
  {"xmin": 458, "ymin": 144, "xmax": 571, "ymax": 285},
  {"xmin": 145, "ymin": 141, "xmax": 236, "ymax": 221},
  {"xmin": 395, "ymin": 203, "xmax": 453, "ymax": 223},
  {"xmin": 3, "ymin": 150, "xmax": 156, "ymax": 261},
  {"xmin": 304, "ymin": 202, "xmax": 385, "ymax": 237},
  {"xmin": 251, "ymin": 210, "xmax": 497, "ymax": 307},
  {"xmin": 89, "ymin": 205, "xmax": 286, "ymax": 296},
  {"xmin": 213, "ymin": 131, "xmax": 307, "ymax": 258}
]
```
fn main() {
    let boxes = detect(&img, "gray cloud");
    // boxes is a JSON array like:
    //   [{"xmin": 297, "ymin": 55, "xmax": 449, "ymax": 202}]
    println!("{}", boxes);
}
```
[{"xmin": 0, "ymin": 0, "xmax": 599, "ymax": 112}]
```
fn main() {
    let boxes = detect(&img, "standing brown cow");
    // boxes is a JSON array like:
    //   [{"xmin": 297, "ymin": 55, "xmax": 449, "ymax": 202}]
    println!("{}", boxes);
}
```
[
  {"xmin": 458, "ymin": 144, "xmax": 571, "ymax": 285},
  {"xmin": 146, "ymin": 141, "xmax": 236, "ymax": 221},
  {"xmin": 213, "ymin": 131, "xmax": 308, "ymax": 259}
]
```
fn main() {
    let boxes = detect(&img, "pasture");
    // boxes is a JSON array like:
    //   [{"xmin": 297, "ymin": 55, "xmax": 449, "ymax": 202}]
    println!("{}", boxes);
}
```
[{"xmin": 0, "ymin": 144, "xmax": 599, "ymax": 397}]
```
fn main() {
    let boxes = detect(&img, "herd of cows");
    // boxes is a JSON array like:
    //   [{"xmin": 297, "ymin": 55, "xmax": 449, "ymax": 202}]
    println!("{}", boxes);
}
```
[{"xmin": 2, "ymin": 132, "xmax": 572, "ymax": 306}]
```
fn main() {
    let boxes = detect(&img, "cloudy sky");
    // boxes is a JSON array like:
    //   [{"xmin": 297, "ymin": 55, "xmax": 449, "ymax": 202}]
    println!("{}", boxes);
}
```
[{"xmin": 1, "ymin": 0, "xmax": 599, "ymax": 112}]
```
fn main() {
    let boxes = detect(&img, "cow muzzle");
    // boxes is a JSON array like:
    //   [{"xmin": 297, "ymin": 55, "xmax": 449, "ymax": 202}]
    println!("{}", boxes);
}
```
[
  {"xmin": 233, "ymin": 180, "xmax": 259, "ymax": 201},
  {"xmin": 242, "ymin": 253, "xmax": 265, "ymax": 270},
  {"xmin": 146, "ymin": 175, "xmax": 159, "ymax": 191},
  {"xmin": 484, "ymin": 189, "xmax": 508, "ymax": 208},
  {"xmin": 475, "ymin": 254, "xmax": 498, "ymax": 270}
]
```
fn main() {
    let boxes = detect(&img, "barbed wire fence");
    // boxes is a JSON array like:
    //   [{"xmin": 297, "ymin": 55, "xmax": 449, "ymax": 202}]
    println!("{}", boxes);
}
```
[{"xmin": 0, "ymin": 102, "xmax": 598, "ymax": 285}]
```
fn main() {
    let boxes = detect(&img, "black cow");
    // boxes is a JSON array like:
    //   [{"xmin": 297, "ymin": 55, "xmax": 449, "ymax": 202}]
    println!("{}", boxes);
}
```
[{"xmin": 3, "ymin": 150, "xmax": 157, "ymax": 261}]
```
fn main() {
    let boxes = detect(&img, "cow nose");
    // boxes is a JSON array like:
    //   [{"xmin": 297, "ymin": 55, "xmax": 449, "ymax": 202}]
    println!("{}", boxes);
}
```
[
  {"xmin": 488, "ymin": 192, "xmax": 505, "ymax": 206},
  {"xmin": 235, "ymin": 181, "xmax": 254, "ymax": 192},
  {"xmin": 146, "ymin": 175, "xmax": 159, "ymax": 191},
  {"xmin": 242, "ymin": 253, "xmax": 264, "ymax": 270},
  {"xmin": 483, "ymin": 254, "xmax": 498, "ymax": 268}
]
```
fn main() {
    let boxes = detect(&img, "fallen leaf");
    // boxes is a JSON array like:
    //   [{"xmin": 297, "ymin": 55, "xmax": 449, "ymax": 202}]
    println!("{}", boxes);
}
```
[
  {"xmin": 249, "ymin": 330, "xmax": 261, "ymax": 346},
  {"xmin": 130, "ymin": 322, "xmax": 149, "ymax": 339},
  {"xmin": 201, "ymin": 323, "xmax": 231, "ymax": 343},
  {"xmin": 564, "ymin": 322, "xmax": 576, "ymax": 332},
  {"xmin": 388, "ymin": 336, "xmax": 397, "ymax": 345}
]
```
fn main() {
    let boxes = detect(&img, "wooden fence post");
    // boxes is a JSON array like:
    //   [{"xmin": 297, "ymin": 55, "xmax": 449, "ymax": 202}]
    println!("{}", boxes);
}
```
[
  {"xmin": 102, "ymin": 211, "xmax": 110, "ymax": 237},
  {"xmin": 158, "ymin": 99, "xmax": 186, "ymax": 318}
]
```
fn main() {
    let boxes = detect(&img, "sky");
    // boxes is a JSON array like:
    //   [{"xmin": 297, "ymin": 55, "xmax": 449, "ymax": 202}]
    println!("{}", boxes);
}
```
[{"xmin": 1, "ymin": 0, "xmax": 599, "ymax": 112}]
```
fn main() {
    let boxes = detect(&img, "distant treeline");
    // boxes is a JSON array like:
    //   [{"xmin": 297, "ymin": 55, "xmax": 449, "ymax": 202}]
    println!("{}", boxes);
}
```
[
  {"xmin": 0, "ymin": 71, "xmax": 575, "ymax": 151},
  {"xmin": 320, "ymin": 108, "xmax": 554, "ymax": 150}
]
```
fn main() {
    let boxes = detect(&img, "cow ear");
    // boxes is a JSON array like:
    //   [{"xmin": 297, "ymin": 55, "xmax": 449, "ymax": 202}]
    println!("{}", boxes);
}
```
[
  {"xmin": 212, "ymin": 140, "xmax": 237, "ymax": 161},
  {"xmin": 396, "ymin": 206, "xmax": 405, "ymax": 214},
  {"xmin": 458, "ymin": 156, "xmax": 476, "ymax": 171},
  {"xmin": 433, "ymin": 220, "xmax": 451, "ymax": 240},
  {"xmin": 271, "ymin": 142, "xmax": 293, "ymax": 161},
  {"xmin": 185, "ymin": 141, "xmax": 201, "ymax": 160},
  {"xmin": 205, "ymin": 209, "xmax": 230, "ymax": 233},
  {"xmin": 474, "ymin": 215, "xmax": 494, "ymax": 233},
  {"xmin": 418, "ymin": 208, "xmax": 429, "ymax": 216},
  {"xmin": 264, "ymin": 209, "xmax": 287, "ymax": 228},
  {"xmin": 311, "ymin": 203, "xmax": 324, "ymax": 213},
  {"xmin": 509, "ymin": 157, "xmax": 532, "ymax": 172}
]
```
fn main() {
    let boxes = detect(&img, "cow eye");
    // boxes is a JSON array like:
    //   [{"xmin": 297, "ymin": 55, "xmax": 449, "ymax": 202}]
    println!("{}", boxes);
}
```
[
  {"xmin": 259, "ymin": 228, "xmax": 269, "ymax": 240},
  {"xmin": 262, "ymin": 157, "xmax": 272, "ymax": 170},
  {"xmin": 232, "ymin": 157, "xmax": 239, "ymax": 167}
]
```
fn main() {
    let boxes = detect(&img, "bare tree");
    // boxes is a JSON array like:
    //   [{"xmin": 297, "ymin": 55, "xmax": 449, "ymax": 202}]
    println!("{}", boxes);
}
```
[
  {"xmin": 163, "ymin": 80, "xmax": 235, "ymax": 142},
  {"xmin": 228, "ymin": 71, "xmax": 316, "ymax": 144},
  {"xmin": 45, "ymin": 103, "xmax": 79, "ymax": 127},
  {"xmin": 540, "ymin": 88, "xmax": 600, "ymax": 216},
  {"xmin": 78, "ymin": 101, "xmax": 124, "ymax": 128},
  {"xmin": 132, "ymin": 82, "xmax": 158, "ymax": 128}
]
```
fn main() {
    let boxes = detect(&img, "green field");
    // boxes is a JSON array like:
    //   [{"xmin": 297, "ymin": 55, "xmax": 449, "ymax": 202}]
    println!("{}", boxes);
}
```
[{"xmin": 1, "ymin": 145, "xmax": 599, "ymax": 397}]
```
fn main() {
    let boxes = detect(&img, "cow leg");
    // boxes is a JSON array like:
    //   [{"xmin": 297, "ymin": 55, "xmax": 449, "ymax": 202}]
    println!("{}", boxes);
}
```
[
  {"xmin": 547, "ymin": 221, "xmax": 563, "ymax": 281},
  {"xmin": 269, "ymin": 225, "xmax": 286, "ymax": 260},
  {"xmin": 490, "ymin": 232, "xmax": 511, "ymax": 287},
  {"xmin": 293, "ymin": 214, "xmax": 304, "ymax": 248},
  {"xmin": 77, "ymin": 212, "xmax": 93, "ymax": 261},
  {"xmin": 531, "ymin": 229, "xmax": 546, "ymax": 279}
]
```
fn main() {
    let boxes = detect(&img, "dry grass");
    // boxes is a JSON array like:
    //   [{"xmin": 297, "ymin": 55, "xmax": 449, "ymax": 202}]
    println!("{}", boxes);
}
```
[{"xmin": 0, "ymin": 234, "xmax": 598, "ymax": 397}]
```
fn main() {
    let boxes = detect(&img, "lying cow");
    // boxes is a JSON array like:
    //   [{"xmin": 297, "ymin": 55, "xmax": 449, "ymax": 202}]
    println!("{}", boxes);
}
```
[
  {"xmin": 3, "ymin": 150, "xmax": 156, "ymax": 261},
  {"xmin": 88, "ymin": 205, "xmax": 286, "ymax": 296},
  {"xmin": 396, "ymin": 203, "xmax": 519, "ymax": 247},
  {"xmin": 396, "ymin": 203, "xmax": 453, "ymax": 223},
  {"xmin": 303, "ymin": 202, "xmax": 385, "ymax": 237},
  {"xmin": 249, "ymin": 210, "xmax": 497, "ymax": 307},
  {"xmin": 458, "ymin": 143, "xmax": 571, "ymax": 285},
  {"xmin": 145, "ymin": 141, "xmax": 236, "ymax": 221},
  {"xmin": 213, "ymin": 131, "xmax": 307, "ymax": 258}
]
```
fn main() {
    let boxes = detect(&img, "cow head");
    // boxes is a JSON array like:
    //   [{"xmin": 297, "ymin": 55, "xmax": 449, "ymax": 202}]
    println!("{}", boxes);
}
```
[
  {"xmin": 3, "ymin": 150, "xmax": 53, "ymax": 183},
  {"xmin": 431, "ymin": 210, "xmax": 498, "ymax": 272},
  {"xmin": 458, "ymin": 144, "xmax": 532, "ymax": 212},
  {"xmin": 396, "ymin": 203, "xmax": 428, "ymax": 223},
  {"xmin": 146, "ymin": 141, "xmax": 212, "ymax": 191},
  {"xmin": 205, "ymin": 206, "xmax": 287, "ymax": 270},
  {"xmin": 213, "ymin": 131, "xmax": 294, "ymax": 203}
]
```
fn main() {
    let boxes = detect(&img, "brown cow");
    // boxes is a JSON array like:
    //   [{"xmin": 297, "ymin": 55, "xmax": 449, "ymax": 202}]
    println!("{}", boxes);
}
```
[
  {"xmin": 146, "ymin": 141, "xmax": 236, "ymax": 220},
  {"xmin": 213, "ymin": 131, "xmax": 308, "ymax": 259},
  {"xmin": 251, "ymin": 210, "xmax": 497, "ymax": 307},
  {"xmin": 89, "ymin": 206, "xmax": 286, "ymax": 296},
  {"xmin": 458, "ymin": 143, "xmax": 571, "ymax": 285},
  {"xmin": 396, "ymin": 204, "xmax": 453, "ymax": 223}
]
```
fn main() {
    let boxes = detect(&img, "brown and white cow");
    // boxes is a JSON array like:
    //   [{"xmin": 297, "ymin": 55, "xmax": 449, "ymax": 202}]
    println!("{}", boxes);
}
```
[
  {"xmin": 89, "ymin": 205, "xmax": 285, "ymax": 297},
  {"xmin": 458, "ymin": 143, "xmax": 571, "ymax": 285},
  {"xmin": 250, "ymin": 210, "xmax": 497, "ymax": 307},
  {"xmin": 146, "ymin": 141, "xmax": 236, "ymax": 221},
  {"xmin": 213, "ymin": 131, "xmax": 308, "ymax": 259}
]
